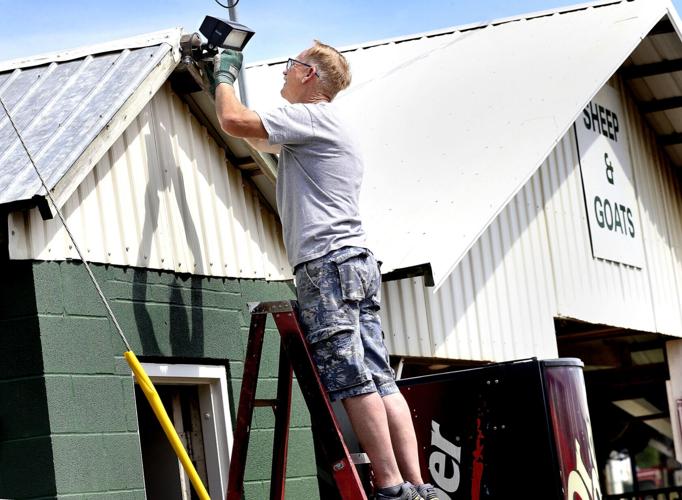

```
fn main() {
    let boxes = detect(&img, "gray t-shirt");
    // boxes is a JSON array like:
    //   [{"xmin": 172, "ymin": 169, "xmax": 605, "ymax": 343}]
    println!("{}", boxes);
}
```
[{"xmin": 257, "ymin": 102, "xmax": 367, "ymax": 268}]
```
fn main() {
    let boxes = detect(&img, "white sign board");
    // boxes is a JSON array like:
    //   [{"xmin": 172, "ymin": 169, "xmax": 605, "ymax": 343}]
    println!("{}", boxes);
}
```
[{"xmin": 575, "ymin": 85, "xmax": 645, "ymax": 268}]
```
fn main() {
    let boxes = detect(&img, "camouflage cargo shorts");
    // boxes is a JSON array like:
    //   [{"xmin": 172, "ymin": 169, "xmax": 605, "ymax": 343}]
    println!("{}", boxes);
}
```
[{"xmin": 294, "ymin": 246, "xmax": 398, "ymax": 401}]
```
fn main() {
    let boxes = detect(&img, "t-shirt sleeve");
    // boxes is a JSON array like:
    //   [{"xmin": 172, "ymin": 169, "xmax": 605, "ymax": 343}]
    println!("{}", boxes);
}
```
[{"xmin": 256, "ymin": 104, "xmax": 315, "ymax": 145}]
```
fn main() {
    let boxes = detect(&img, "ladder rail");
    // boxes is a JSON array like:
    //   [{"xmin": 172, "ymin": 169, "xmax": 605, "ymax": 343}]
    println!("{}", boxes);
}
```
[
  {"xmin": 226, "ymin": 312, "xmax": 267, "ymax": 500},
  {"xmin": 226, "ymin": 301, "xmax": 368, "ymax": 500},
  {"xmin": 270, "ymin": 341, "xmax": 293, "ymax": 500}
]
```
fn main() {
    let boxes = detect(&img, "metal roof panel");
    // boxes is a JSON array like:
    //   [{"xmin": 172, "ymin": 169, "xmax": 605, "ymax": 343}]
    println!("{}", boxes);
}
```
[
  {"xmin": 244, "ymin": 0, "xmax": 673, "ymax": 288},
  {"xmin": 0, "ymin": 31, "xmax": 180, "ymax": 206}
]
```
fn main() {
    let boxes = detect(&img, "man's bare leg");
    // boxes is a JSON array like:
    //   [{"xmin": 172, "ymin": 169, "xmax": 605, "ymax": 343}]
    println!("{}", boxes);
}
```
[
  {"xmin": 383, "ymin": 392, "xmax": 424, "ymax": 485},
  {"xmin": 342, "ymin": 392, "xmax": 403, "ymax": 488}
]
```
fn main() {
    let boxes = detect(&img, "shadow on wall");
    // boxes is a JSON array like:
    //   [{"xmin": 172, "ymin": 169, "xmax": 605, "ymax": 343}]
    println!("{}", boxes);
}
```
[{"xmin": 129, "ymin": 111, "xmax": 206, "ymax": 357}]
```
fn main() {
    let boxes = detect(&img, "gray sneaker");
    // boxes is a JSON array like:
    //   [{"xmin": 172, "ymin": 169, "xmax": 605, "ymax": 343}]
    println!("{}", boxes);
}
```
[
  {"xmin": 375, "ymin": 482, "xmax": 424, "ymax": 500},
  {"xmin": 415, "ymin": 483, "xmax": 439, "ymax": 500}
]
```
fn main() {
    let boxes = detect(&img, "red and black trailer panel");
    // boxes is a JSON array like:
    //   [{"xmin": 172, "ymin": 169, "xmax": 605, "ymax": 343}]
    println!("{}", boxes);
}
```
[{"xmin": 397, "ymin": 358, "xmax": 600, "ymax": 500}]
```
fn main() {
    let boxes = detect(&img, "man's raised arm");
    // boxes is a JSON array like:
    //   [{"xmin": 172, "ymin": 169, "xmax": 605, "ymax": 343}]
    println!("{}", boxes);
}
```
[{"xmin": 212, "ymin": 51, "xmax": 281, "ymax": 154}]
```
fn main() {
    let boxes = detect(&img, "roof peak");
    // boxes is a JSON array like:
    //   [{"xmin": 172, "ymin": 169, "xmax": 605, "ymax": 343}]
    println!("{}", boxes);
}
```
[
  {"xmin": 246, "ymin": 0, "xmax": 661, "ymax": 68},
  {"xmin": 0, "ymin": 27, "xmax": 182, "ymax": 73}
]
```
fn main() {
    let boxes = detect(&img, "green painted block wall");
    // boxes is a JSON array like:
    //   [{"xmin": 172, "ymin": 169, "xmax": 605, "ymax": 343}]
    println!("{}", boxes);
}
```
[
  {"xmin": 1, "ymin": 261, "xmax": 320, "ymax": 500},
  {"xmin": 0, "ymin": 261, "xmax": 56, "ymax": 499}
]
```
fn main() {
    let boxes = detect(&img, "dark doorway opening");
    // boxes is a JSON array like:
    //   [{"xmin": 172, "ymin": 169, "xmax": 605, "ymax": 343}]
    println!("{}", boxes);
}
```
[
  {"xmin": 555, "ymin": 318, "xmax": 682, "ymax": 497},
  {"xmin": 135, "ymin": 384, "xmax": 208, "ymax": 500}
]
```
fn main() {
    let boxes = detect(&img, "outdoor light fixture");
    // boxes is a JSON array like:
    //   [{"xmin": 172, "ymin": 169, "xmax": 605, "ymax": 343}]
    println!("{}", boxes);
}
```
[{"xmin": 199, "ymin": 15, "xmax": 255, "ymax": 51}]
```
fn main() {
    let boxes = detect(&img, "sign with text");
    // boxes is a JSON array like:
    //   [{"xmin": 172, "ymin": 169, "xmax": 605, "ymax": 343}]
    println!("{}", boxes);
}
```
[{"xmin": 575, "ymin": 85, "xmax": 645, "ymax": 268}]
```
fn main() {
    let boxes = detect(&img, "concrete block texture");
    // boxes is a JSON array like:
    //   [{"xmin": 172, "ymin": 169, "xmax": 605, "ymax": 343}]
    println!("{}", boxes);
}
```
[
  {"xmin": 38, "ymin": 316, "xmax": 115, "ymax": 374},
  {"xmin": 44, "ymin": 375, "xmax": 133, "ymax": 434},
  {"xmin": 0, "ymin": 436, "xmax": 56, "ymax": 499},
  {"xmin": 0, "ymin": 377, "xmax": 51, "ymax": 439},
  {"xmin": 11, "ymin": 261, "xmax": 318, "ymax": 499},
  {"xmin": 0, "ymin": 317, "xmax": 44, "ymax": 379},
  {"xmin": 51, "ymin": 433, "xmax": 145, "ymax": 494}
]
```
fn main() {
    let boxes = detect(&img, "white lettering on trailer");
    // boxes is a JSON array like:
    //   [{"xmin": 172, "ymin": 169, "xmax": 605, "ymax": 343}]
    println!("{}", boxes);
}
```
[
  {"xmin": 567, "ymin": 440, "xmax": 602, "ymax": 500},
  {"xmin": 428, "ymin": 420, "xmax": 462, "ymax": 499}
]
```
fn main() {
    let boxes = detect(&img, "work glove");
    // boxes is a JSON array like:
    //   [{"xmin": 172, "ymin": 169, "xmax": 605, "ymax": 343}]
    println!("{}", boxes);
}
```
[{"xmin": 213, "ymin": 49, "xmax": 243, "ymax": 89}]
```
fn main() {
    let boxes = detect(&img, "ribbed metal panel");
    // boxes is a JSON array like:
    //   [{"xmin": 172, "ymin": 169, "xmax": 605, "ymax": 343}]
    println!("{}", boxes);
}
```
[
  {"xmin": 381, "ymin": 162, "xmax": 558, "ymax": 362},
  {"xmin": 381, "ymin": 78, "xmax": 682, "ymax": 360},
  {"xmin": 0, "ymin": 41, "xmax": 174, "ymax": 204},
  {"xmin": 541, "ymin": 94, "xmax": 656, "ymax": 331},
  {"xmin": 620, "ymin": 79, "xmax": 682, "ymax": 335},
  {"xmin": 7, "ymin": 83, "xmax": 290, "ymax": 280}
]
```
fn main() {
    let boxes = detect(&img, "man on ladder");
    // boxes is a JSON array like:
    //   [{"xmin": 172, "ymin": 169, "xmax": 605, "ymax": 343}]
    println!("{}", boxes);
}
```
[{"xmin": 210, "ymin": 41, "xmax": 438, "ymax": 500}]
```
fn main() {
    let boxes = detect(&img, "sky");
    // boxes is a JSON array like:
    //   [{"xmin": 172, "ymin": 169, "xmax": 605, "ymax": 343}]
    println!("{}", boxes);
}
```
[{"xmin": 3, "ymin": 0, "xmax": 681, "ymax": 66}]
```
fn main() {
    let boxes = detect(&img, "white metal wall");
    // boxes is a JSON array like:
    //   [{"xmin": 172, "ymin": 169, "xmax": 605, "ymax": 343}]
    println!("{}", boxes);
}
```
[
  {"xmin": 381, "ymin": 78, "xmax": 682, "ymax": 361},
  {"xmin": 381, "ymin": 164, "xmax": 559, "ymax": 362},
  {"xmin": 7, "ymin": 82, "xmax": 291, "ymax": 280}
]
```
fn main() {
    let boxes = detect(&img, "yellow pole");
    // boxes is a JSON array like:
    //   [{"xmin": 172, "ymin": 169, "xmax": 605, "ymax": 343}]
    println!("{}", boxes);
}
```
[{"xmin": 124, "ymin": 351, "xmax": 211, "ymax": 500}]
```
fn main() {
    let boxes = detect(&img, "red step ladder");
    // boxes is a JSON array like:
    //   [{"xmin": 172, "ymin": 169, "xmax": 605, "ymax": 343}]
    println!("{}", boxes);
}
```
[{"xmin": 226, "ymin": 300, "xmax": 368, "ymax": 500}]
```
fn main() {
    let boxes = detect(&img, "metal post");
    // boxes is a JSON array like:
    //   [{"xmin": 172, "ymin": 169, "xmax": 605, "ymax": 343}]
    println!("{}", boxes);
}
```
[{"xmin": 227, "ymin": 0, "xmax": 249, "ymax": 107}]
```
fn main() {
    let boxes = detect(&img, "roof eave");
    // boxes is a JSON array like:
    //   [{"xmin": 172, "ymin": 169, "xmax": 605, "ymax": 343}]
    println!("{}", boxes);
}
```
[{"xmin": 172, "ymin": 58, "xmax": 279, "ymax": 184}]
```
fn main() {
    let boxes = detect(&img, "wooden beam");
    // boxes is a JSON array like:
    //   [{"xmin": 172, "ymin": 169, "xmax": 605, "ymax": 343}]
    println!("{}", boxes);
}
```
[
  {"xmin": 640, "ymin": 96, "xmax": 682, "ymax": 113},
  {"xmin": 382, "ymin": 263, "xmax": 435, "ymax": 287},
  {"xmin": 585, "ymin": 363, "xmax": 669, "ymax": 388},
  {"xmin": 621, "ymin": 58, "xmax": 682, "ymax": 80},
  {"xmin": 648, "ymin": 17, "xmax": 675, "ymax": 36},
  {"xmin": 659, "ymin": 133, "xmax": 682, "ymax": 146}
]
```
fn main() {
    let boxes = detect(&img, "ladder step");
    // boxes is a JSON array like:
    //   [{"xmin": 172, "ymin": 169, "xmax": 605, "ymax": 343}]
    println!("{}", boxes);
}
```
[
  {"xmin": 254, "ymin": 399, "xmax": 278, "ymax": 408},
  {"xmin": 351, "ymin": 453, "xmax": 371, "ymax": 465}
]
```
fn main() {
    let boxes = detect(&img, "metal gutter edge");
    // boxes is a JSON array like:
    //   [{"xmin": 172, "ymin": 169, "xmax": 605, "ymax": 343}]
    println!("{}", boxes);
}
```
[{"xmin": 43, "ymin": 47, "xmax": 181, "ymax": 217}]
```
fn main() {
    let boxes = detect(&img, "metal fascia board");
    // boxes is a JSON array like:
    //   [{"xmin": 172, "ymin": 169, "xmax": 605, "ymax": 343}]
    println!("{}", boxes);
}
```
[{"xmin": 245, "ymin": 0, "xmax": 630, "ymax": 69}]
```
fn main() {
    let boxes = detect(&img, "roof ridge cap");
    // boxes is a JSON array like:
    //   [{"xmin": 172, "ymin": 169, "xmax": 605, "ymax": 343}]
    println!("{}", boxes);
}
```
[
  {"xmin": 246, "ymin": 0, "xmax": 637, "ymax": 68},
  {"xmin": 0, "ymin": 27, "xmax": 182, "ymax": 72}
]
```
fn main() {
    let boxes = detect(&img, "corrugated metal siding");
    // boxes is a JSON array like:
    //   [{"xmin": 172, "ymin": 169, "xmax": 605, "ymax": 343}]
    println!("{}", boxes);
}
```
[
  {"xmin": 7, "ymin": 83, "xmax": 290, "ymax": 280},
  {"xmin": 620, "ymin": 79, "xmax": 682, "ymax": 335},
  {"xmin": 381, "ymin": 162, "xmax": 558, "ymax": 362},
  {"xmin": 0, "ymin": 42, "xmax": 174, "ymax": 204},
  {"xmin": 541, "ymin": 96, "xmax": 656, "ymax": 331},
  {"xmin": 381, "ymin": 78, "xmax": 682, "ymax": 360}
]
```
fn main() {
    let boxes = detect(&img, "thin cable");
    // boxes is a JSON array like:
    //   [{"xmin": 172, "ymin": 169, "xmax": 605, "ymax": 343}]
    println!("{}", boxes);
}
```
[
  {"xmin": 0, "ymin": 96, "xmax": 133, "ymax": 352},
  {"xmin": 214, "ymin": 0, "xmax": 240, "ymax": 9}
]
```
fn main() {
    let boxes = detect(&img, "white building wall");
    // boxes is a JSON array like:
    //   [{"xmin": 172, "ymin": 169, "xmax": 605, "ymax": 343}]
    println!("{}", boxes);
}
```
[
  {"xmin": 382, "ymin": 78, "xmax": 682, "ymax": 361},
  {"xmin": 381, "ymin": 161, "xmax": 559, "ymax": 362},
  {"xmin": 622, "ymin": 79, "xmax": 682, "ymax": 336},
  {"xmin": 7, "ymin": 82, "xmax": 291, "ymax": 280}
]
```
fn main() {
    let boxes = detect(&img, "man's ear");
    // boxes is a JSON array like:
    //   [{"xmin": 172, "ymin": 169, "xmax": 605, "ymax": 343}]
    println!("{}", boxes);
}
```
[{"xmin": 302, "ymin": 66, "xmax": 317, "ymax": 83}]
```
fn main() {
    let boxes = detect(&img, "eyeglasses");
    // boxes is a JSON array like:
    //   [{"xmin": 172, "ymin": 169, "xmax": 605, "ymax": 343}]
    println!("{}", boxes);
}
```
[{"xmin": 286, "ymin": 58, "xmax": 319, "ymax": 77}]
